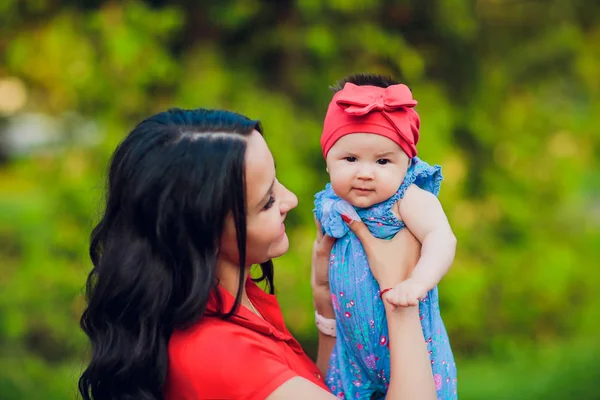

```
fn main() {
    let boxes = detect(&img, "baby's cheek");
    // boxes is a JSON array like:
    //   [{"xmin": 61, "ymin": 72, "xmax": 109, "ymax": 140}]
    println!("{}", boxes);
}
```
[
  {"xmin": 330, "ymin": 180, "xmax": 352, "ymax": 203},
  {"xmin": 329, "ymin": 171, "xmax": 351, "ymax": 195},
  {"xmin": 378, "ymin": 170, "xmax": 404, "ymax": 198}
]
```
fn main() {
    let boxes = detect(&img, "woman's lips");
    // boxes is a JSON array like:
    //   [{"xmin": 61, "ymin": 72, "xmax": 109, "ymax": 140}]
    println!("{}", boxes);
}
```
[{"xmin": 279, "ymin": 222, "xmax": 286, "ymax": 237}]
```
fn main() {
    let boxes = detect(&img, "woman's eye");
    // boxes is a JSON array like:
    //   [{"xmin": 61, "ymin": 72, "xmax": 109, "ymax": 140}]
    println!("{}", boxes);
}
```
[
  {"xmin": 344, "ymin": 157, "xmax": 357, "ymax": 162},
  {"xmin": 377, "ymin": 159, "xmax": 390, "ymax": 165},
  {"xmin": 263, "ymin": 195, "xmax": 275, "ymax": 211}
]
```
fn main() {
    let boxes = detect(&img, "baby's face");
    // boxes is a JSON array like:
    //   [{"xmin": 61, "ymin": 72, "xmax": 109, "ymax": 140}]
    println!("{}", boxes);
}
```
[{"xmin": 325, "ymin": 133, "xmax": 410, "ymax": 208}]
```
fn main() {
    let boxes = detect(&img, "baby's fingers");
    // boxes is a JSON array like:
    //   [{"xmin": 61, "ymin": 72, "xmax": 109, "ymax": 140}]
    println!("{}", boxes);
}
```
[
  {"xmin": 406, "ymin": 296, "xmax": 420, "ymax": 307},
  {"xmin": 385, "ymin": 289, "xmax": 409, "ymax": 308}
]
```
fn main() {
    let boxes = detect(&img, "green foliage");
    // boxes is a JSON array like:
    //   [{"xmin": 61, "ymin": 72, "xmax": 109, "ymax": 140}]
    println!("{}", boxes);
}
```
[{"xmin": 1, "ymin": 0, "xmax": 599, "ymax": 398}]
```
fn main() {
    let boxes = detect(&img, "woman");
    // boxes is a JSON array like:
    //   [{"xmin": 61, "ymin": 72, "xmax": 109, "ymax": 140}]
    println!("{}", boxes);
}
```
[{"xmin": 78, "ymin": 108, "xmax": 436, "ymax": 399}]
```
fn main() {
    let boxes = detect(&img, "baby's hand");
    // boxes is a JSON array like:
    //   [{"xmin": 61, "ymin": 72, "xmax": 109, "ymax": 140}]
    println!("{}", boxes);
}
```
[{"xmin": 383, "ymin": 278, "xmax": 429, "ymax": 308}]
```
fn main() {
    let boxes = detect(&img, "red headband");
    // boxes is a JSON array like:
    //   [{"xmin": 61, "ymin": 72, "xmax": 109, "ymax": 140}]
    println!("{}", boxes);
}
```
[{"xmin": 320, "ymin": 83, "xmax": 421, "ymax": 158}]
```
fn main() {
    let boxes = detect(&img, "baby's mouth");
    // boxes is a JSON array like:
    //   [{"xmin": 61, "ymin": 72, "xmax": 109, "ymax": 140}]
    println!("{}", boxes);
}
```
[{"xmin": 352, "ymin": 187, "xmax": 374, "ymax": 193}]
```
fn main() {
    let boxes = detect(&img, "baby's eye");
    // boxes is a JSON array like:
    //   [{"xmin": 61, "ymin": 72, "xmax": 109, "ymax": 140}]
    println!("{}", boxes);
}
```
[
  {"xmin": 344, "ymin": 157, "xmax": 357, "ymax": 162},
  {"xmin": 376, "ymin": 159, "xmax": 391, "ymax": 165}
]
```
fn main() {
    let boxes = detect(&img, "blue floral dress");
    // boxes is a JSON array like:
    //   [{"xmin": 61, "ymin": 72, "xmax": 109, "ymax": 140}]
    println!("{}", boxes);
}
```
[{"xmin": 314, "ymin": 157, "xmax": 457, "ymax": 400}]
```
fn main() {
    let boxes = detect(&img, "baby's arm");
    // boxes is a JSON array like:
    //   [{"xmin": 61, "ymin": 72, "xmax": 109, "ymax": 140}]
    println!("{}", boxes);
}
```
[{"xmin": 385, "ymin": 184, "xmax": 456, "ymax": 307}]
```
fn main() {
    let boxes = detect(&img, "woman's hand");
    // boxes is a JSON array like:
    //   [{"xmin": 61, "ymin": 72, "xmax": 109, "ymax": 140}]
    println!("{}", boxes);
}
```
[
  {"xmin": 311, "ymin": 218, "xmax": 335, "ymax": 316},
  {"xmin": 344, "ymin": 216, "xmax": 421, "ymax": 296}
]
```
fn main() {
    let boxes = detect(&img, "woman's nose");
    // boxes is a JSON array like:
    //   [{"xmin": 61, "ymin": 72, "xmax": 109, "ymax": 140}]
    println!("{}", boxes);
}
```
[{"xmin": 279, "ymin": 184, "xmax": 298, "ymax": 214}]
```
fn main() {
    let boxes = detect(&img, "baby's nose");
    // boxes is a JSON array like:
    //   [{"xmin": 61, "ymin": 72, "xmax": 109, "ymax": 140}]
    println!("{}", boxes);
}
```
[{"xmin": 356, "ymin": 167, "xmax": 374, "ymax": 180}]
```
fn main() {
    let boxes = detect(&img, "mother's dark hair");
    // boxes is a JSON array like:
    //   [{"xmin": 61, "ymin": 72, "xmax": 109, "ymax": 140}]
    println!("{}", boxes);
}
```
[{"xmin": 78, "ymin": 108, "xmax": 274, "ymax": 400}]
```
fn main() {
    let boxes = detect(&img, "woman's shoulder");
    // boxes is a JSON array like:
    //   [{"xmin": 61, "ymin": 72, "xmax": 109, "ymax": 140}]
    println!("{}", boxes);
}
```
[
  {"xmin": 165, "ymin": 317, "xmax": 299, "ymax": 399},
  {"xmin": 168, "ymin": 315, "xmax": 296, "ymax": 371},
  {"xmin": 169, "ymin": 316, "xmax": 258, "ymax": 361}
]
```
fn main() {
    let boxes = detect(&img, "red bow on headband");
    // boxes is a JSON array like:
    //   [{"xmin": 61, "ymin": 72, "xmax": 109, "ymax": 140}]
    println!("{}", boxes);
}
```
[
  {"xmin": 320, "ymin": 82, "xmax": 421, "ymax": 158},
  {"xmin": 335, "ymin": 83, "xmax": 417, "ymax": 116}
]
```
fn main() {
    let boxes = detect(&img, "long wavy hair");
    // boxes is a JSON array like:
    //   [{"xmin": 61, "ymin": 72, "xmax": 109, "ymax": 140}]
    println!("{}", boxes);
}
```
[{"xmin": 78, "ymin": 108, "xmax": 274, "ymax": 400}]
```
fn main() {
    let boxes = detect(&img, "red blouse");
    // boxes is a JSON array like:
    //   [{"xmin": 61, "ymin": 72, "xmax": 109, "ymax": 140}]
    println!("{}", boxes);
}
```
[{"xmin": 163, "ymin": 278, "xmax": 328, "ymax": 399}]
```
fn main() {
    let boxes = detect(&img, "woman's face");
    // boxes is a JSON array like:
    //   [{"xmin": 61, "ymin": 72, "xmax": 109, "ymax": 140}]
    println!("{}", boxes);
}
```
[{"xmin": 220, "ymin": 130, "xmax": 298, "ymax": 266}]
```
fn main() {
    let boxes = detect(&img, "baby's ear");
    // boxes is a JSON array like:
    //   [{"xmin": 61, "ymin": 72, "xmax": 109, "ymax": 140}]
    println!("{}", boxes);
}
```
[{"xmin": 326, "ymin": 167, "xmax": 329, "ymax": 173}]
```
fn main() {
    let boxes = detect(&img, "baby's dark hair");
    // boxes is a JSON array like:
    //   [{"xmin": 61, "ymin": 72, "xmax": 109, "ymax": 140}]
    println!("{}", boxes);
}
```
[{"xmin": 330, "ymin": 73, "xmax": 400, "ymax": 93}]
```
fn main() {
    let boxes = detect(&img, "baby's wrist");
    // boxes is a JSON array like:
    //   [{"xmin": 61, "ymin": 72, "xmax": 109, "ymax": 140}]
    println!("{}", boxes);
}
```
[
  {"xmin": 406, "ymin": 274, "xmax": 433, "ymax": 292},
  {"xmin": 377, "ymin": 269, "xmax": 411, "ymax": 288}
]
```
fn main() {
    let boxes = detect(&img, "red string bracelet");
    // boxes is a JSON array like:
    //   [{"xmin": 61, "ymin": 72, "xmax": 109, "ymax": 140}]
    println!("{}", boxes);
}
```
[{"xmin": 379, "ymin": 287, "xmax": 393, "ymax": 299}]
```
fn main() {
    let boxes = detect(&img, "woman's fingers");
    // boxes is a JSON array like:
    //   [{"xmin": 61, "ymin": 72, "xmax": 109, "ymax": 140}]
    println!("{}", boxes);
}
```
[
  {"xmin": 317, "ymin": 234, "xmax": 335, "ymax": 257},
  {"xmin": 343, "ymin": 214, "xmax": 375, "ymax": 254},
  {"xmin": 314, "ymin": 217, "xmax": 324, "ymax": 240},
  {"xmin": 344, "ymin": 216, "xmax": 422, "ymax": 288},
  {"xmin": 314, "ymin": 217, "xmax": 335, "ymax": 257},
  {"xmin": 312, "ymin": 216, "xmax": 335, "ymax": 291}
]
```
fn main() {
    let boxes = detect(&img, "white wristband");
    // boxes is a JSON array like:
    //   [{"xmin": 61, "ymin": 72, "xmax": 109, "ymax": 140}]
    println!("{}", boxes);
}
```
[{"xmin": 315, "ymin": 311, "xmax": 336, "ymax": 337}]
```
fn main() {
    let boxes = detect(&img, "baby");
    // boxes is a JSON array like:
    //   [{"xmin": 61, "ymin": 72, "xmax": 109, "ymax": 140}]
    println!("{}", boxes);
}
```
[{"xmin": 314, "ymin": 74, "xmax": 457, "ymax": 399}]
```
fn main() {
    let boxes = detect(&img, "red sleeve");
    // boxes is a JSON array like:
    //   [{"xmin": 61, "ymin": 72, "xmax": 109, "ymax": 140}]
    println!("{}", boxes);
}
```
[{"xmin": 170, "ymin": 329, "xmax": 298, "ymax": 400}]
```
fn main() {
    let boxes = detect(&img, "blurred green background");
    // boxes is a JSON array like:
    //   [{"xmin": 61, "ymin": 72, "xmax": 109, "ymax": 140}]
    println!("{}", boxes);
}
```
[{"xmin": 1, "ymin": 0, "xmax": 599, "ymax": 398}]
